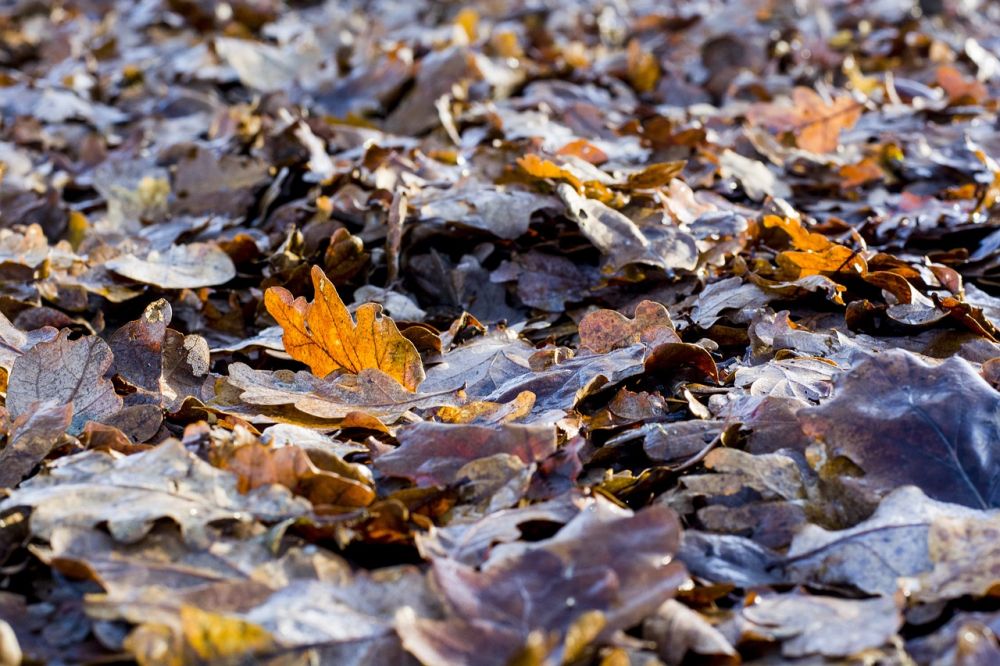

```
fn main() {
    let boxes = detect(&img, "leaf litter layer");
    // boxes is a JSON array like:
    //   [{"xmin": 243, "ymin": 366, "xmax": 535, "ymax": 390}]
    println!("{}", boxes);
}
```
[{"xmin": 3, "ymin": 0, "xmax": 1000, "ymax": 664}]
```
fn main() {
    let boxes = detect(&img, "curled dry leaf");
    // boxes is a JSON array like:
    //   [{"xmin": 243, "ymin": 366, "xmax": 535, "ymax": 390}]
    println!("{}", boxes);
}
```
[
  {"xmin": 736, "ymin": 592, "xmax": 902, "ymax": 658},
  {"xmin": 264, "ymin": 265, "xmax": 425, "ymax": 390},
  {"xmin": 0, "ymin": 400, "xmax": 72, "ymax": 488},
  {"xmin": 109, "ymin": 299, "xmax": 171, "ymax": 396},
  {"xmin": 557, "ymin": 184, "xmax": 699, "ymax": 273},
  {"xmin": 434, "ymin": 390, "xmax": 536, "ymax": 425},
  {"xmin": 398, "ymin": 500, "xmax": 687, "ymax": 666}
]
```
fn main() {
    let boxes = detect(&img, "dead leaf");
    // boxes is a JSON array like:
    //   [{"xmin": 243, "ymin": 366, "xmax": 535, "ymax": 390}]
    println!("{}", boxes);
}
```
[
  {"xmin": 106, "ymin": 243, "xmax": 236, "ymax": 289},
  {"xmin": 374, "ymin": 422, "xmax": 558, "ymax": 486},
  {"xmin": 264, "ymin": 265, "xmax": 425, "ymax": 390},
  {"xmin": 800, "ymin": 350, "xmax": 1000, "ymax": 509},
  {"xmin": 8, "ymin": 331, "xmax": 123, "ymax": 435},
  {"xmin": 225, "ymin": 363, "xmax": 459, "ymax": 422},
  {"xmin": 736, "ymin": 592, "xmax": 902, "ymax": 658},
  {"xmin": 0, "ymin": 440, "xmax": 309, "ymax": 545},
  {"xmin": 579, "ymin": 301, "xmax": 679, "ymax": 353},
  {"xmin": 748, "ymin": 87, "xmax": 862, "ymax": 154},
  {"xmin": 218, "ymin": 442, "xmax": 375, "ymax": 508},
  {"xmin": 0, "ymin": 400, "xmax": 72, "ymax": 488}
]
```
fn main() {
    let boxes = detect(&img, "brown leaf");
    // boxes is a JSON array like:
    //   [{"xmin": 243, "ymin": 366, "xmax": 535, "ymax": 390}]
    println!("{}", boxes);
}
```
[
  {"xmin": 374, "ymin": 422, "xmax": 558, "ymax": 486},
  {"xmin": 800, "ymin": 350, "xmax": 1000, "ymax": 508},
  {"xmin": 106, "ymin": 243, "xmax": 236, "ymax": 289},
  {"xmin": 8, "ymin": 331, "xmax": 123, "ymax": 435},
  {"xmin": 435, "ymin": 391, "xmax": 535, "ymax": 425},
  {"xmin": 219, "ymin": 443, "xmax": 375, "ymax": 508},
  {"xmin": 579, "ymin": 300, "xmax": 679, "ymax": 354},
  {"xmin": 109, "ymin": 299, "xmax": 171, "ymax": 396},
  {"xmin": 398, "ymin": 499, "xmax": 686, "ymax": 666},
  {"xmin": 0, "ymin": 440, "xmax": 309, "ymax": 545},
  {"xmin": 0, "ymin": 400, "xmax": 72, "ymax": 488},
  {"xmin": 225, "ymin": 363, "xmax": 460, "ymax": 422},
  {"xmin": 748, "ymin": 87, "xmax": 862, "ymax": 154},
  {"xmin": 264, "ymin": 265, "xmax": 425, "ymax": 390},
  {"xmin": 936, "ymin": 65, "xmax": 988, "ymax": 105},
  {"xmin": 736, "ymin": 592, "xmax": 902, "ymax": 658}
]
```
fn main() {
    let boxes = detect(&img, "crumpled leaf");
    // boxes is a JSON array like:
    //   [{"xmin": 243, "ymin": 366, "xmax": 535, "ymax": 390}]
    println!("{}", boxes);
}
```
[
  {"xmin": 434, "ymin": 390, "xmax": 535, "ymax": 425},
  {"xmin": 906, "ymin": 510, "xmax": 1000, "ymax": 603},
  {"xmin": 124, "ymin": 605, "xmax": 275, "ymax": 666},
  {"xmin": 733, "ymin": 357, "xmax": 839, "ymax": 402},
  {"xmin": 415, "ymin": 493, "xmax": 585, "ymax": 566},
  {"xmin": 398, "ymin": 499, "xmax": 686, "ymax": 666},
  {"xmin": 0, "ymin": 440, "xmax": 309, "ymax": 545},
  {"xmin": 109, "ymin": 299, "xmax": 171, "ymax": 397},
  {"xmin": 216, "ymin": 442, "xmax": 375, "ymax": 508},
  {"xmin": 783, "ymin": 485, "xmax": 987, "ymax": 595},
  {"xmin": 417, "ymin": 183, "xmax": 558, "ymax": 240},
  {"xmin": 8, "ymin": 331, "xmax": 123, "ymax": 435},
  {"xmin": 0, "ymin": 400, "xmax": 72, "ymax": 488},
  {"xmin": 421, "ymin": 331, "xmax": 534, "ymax": 397},
  {"xmin": 264, "ymin": 265, "xmax": 424, "ymax": 390},
  {"xmin": 557, "ymin": 184, "xmax": 699, "ymax": 273},
  {"xmin": 643, "ymin": 600, "xmax": 736, "ymax": 665}
]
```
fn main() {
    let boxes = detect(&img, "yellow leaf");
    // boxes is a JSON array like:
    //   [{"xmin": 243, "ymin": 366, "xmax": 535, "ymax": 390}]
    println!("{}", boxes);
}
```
[
  {"xmin": 180, "ymin": 606, "xmax": 273, "ymax": 661},
  {"xmin": 436, "ymin": 391, "xmax": 535, "ymax": 424},
  {"xmin": 67, "ymin": 210, "xmax": 89, "ymax": 250},
  {"xmin": 776, "ymin": 245, "xmax": 866, "ymax": 278},
  {"xmin": 762, "ymin": 216, "xmax": 866, "ymax": 279},
  {"xmin": 762, "ymin": 215, "xmax": 831, "ymax": 252},
  {"xmin": 264, "ymin": 265, "xmax": 425, "ymax": 391},
  {"xmin": 626, "ymin": 39, "xmax": 659, "ymax": 93},
  {"xmin": 455, "ymin": 8, "xmax": 478, "ymax": 42}
]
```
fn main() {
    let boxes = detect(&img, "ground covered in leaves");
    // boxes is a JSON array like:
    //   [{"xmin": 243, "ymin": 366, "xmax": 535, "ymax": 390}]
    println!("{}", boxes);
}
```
[{"xmin": 4, "ymin": 0, "xmax": 1000, "ymax": 663}]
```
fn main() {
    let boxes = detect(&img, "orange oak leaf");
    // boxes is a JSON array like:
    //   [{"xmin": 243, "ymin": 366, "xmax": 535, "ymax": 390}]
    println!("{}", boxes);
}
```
[
  {"xmin": 748, "ymin": 87, "xmax": 862, "ymax": 154},
  {"xmin": 263, "ymin": 265, "xmax": 425, "ymax": 391}
]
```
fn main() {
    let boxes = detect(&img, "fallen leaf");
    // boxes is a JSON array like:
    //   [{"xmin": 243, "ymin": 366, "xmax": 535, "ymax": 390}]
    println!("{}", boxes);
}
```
[
  {"xmin": 8, "ymin": 331, "xmax": 123, "ymax": 435},
  {"xmin": 800, "ymin": 350, "xmax": 1000, "ymax": 509},
  {"xmin": 218, "ymin": 442, "xmax": 375, "ymax": 508},
  {"xmin": 106, "ymin": 243, "xmax": 237, "ymax": 289},
  {"xmin": 736, "ymin": 592, "xmax": 902, "ymax": 658},
  {"xmin": 783, "ymin": 485, "xmax": 986, "ymax": 595},
  {"xmin": 579, "ymin": 300, "xmax": 679, "ymax": 353},
  {"xmin": 225, "ymin": 363, "xmax": 459, "ymax": 422},
  {"xmin": 264, "ymin": 265, "xmax": 425, "ymax": 390},
  {"xmin": 558, "ymin": 184, "xmax": 699, "ymax": 273},
  {"xmin": 0, "ymin": 440, "xmax": 309, "ymax": 545},
  {"xmin": 374, "ymin": 422, "xmax": 557, "ymax": 486},
  {"xmin": 748, "ymin": 87, "xmax": 862, "ymax": 154},
  {"xmin": 398, "ymin": 500, "xmax": 686, "ymax": 666},
  {"xmin": 0, "ymin": 400, "xmax": 72, "ymax": 488},
  {"xmin": 643, "ymin": 600, "xmax": 736, "ymax": 665}
]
